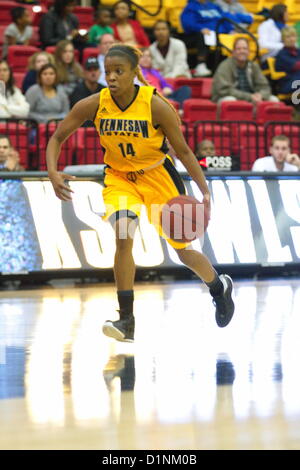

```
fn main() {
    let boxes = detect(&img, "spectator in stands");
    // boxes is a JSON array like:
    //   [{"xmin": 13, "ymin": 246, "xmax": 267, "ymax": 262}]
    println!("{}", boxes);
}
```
[
  {"xmin": 54, "ymin": 40, "xmax": 83, "ymax": 96},
  {"xmin": 181, "ymin": 0, "xmax": 253, "ymax": 77},
  {"xmin": 39, "ymin": 0, "xmax": 86, "ymax": 51},
  {"xmin": 258, "ymin": 4, "xmax": 287, "ymax": 61},
  {"xmin": 88, "ymin": 7, "xmax": 113, "ymax": 45},
  {"xmin": 252, "ymin": 135, "xmax": 300, "ymax": 171},
  {"xmin": 150, "ymin": 21, "xmax": 191, "ymax": 79},
  {"xmin": 275, "ymin": 27, "xmax": 300, "ymax": 95},
  {"xmin": 2, "ymin": 6, "xmax": 33, "ymax": 59},
  {"xmin": 111, "ymin": 1, "xmax": 150, "ymax": 48},
  {"xmin": 22, "ymin": 51, "xmax": 55, "ymax": 94},
  {"xmin": 0, "ymin": 134, "xmax": 25, "ymax": 171},
  {"xmin": 0, "ymin": 60, "xmax": 29, "ymax": 119},
  {"xmin": 214, "ymin": 0, "xmax": 251, "ymax": 30},
  {"xmin": 212, "ymin": 37, "xmax": 279, "ymax": 103},
  {"xmin": 25, "ymin": 64, "xmax": 69, "ymax": 124},
  {"xmin": 97, "ymin": 33, "xmax": 115, "ymax": 87},
  {"xmin": 196, "ymin": 139, "xmax": 216, "ymax": 160},
  {"xmin": 138, "ymin": 48, "xmax": 191, "ymax": 107},
  {"xmin": 70, "ymin": 57, "xmax": 104, "ymax": 125}
]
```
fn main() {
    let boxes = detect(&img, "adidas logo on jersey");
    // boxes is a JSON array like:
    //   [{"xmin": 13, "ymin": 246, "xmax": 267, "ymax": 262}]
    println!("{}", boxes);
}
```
[{"xmin": 100, "ymin": 107, "xmax": 108, "ymax": 114}]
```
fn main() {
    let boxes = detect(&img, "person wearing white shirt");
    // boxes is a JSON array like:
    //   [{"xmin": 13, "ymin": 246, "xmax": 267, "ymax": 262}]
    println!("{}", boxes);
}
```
[
  {"xmin": 252, "ymin": 135, "xmax": 300, "ymax": 172},
  {"xmin": 149, "ymin": 20, "xmax": 191, "ymax": 78},
  {"xmin": 97, "ymin": 33, "xmax": 115, "ymax": 87},
  {"xmin": 0, "ymin": 60, "xmax": 29, "ymax": 119},
  {"xmin": 258, "ymin": 4, "xmax": 287, "ymax": 61}
]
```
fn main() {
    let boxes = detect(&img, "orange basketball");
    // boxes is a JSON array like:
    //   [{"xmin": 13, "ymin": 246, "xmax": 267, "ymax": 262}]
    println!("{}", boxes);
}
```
[{"xmin": 160, "ymin": 195, "xmax": 209, "ymax": 243}]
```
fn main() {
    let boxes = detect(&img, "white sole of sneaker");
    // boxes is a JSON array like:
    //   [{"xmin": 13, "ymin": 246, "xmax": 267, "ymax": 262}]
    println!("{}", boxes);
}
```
[{"xmin": 102, "ymin": 323, "xmax": 134, "ymax": 343}]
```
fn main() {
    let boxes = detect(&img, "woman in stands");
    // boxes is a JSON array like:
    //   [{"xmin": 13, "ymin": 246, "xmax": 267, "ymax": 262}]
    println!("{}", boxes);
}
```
[
  {"xmin": 258, "ymin": 3, "xmax": 287, "ymax": 61},
  {"xmin": 111, "ymin": 1, "xmax": 150, "ymax": 48},
  {"xmin": 39, "ymin": 0, "xmax": 81, "ymax": 49},
  {"xmin": 54, "ymin": 39, "xmax": 83, "ymax": 96},
  {"xmin": 25, "ymin": 64, "xmax": 69, "ymax": 124},
  {"xmin": 0, "ymin": 60, "xmax": 29, "ymax": 119},
  {"xmin": 22, "ymin": 51, "xmax": 55, "ymax": 94}
]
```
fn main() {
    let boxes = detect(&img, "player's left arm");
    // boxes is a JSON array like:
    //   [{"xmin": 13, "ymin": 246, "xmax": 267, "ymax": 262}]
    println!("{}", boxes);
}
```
[{"xmin": 151, "ymin": 95, "xmax": 210, "ymax": 212}]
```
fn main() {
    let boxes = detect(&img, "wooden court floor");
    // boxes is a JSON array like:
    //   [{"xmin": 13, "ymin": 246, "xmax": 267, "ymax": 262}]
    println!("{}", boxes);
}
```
[{"xmin": 0, "ymin": 277, "xmax": 300, "ymax": 450}]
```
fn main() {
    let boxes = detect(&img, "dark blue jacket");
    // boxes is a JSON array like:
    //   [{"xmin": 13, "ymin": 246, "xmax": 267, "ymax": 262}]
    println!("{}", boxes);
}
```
[
  {"xmin": 181, "ymin": 0, "xmax": 253, "ymax": 34},
  {"xmin": 275, "ymin": 46, "xmax": 300, "ymax": 93},
  {"xmin": 22, "ymin": 70, "xmax": 37, "ymax": 94}
]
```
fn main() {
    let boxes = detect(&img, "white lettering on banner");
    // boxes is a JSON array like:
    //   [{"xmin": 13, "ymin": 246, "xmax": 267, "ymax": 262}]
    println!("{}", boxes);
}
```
[
  {"xmin": 190, "ymin": 180, "xmax": 256, "ymax": 263},
  {"xmin": 248, "ymin": 180, "xmax": 292, "ymax": 262},
  {"xmin": 133, "ymin": 206, "xmax": 164, "ymax": 267},
  {"xmin": 279, "ymin": 180, "xmax": 300, "ymax": 258},
  {"xmin": 20, "ymin": 178, "xmax": 299, "ymax": 271},
  {"xmin": 23, "ymin": 181, "xmax": 81, "ymax": 269},
  {"xmin": 69, "ymin": 181, "xmax": 115, "ymax": 268},
  {"xmin": 206, "ymin": 156, "xmax": 232, "ymax": 169}
]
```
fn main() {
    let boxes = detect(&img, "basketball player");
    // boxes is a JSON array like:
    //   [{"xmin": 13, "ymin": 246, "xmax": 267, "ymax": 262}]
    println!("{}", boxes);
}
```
[{"xmin": 46, "ymin": 44, "xmax": 235, "ymax": 342}]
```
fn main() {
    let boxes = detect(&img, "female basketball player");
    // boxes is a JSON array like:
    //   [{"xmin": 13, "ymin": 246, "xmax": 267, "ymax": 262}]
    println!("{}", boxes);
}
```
[{"xmin": 46, "ymin": 44, "xmax": 234, "ymax": 342}]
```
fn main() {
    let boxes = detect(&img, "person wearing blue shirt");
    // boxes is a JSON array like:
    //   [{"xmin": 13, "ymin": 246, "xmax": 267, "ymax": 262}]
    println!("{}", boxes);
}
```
[
  {"xmin": 275, "ymin": 26, "xmax": 300, "ymax": 94},
  {"xmin": 181, "ymin": 0, "xmax": 253, "ymax": 77}
]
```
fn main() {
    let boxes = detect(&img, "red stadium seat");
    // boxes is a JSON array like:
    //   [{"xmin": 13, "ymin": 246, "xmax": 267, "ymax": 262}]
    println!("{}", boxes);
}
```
[
  {"xmin": 183, "ymin": 99, "xmax": 217, "ymax": 122},
  {"xmin": 0, "ymin": 1, "xmax": 19, "ymax": 26},
  {"xmin": 0, "ymin": 25, "xmax": 6, "ymax": 58},
  {"xmin": 81, "ymin": 47, "xmax": 99, "ymax": 65},
  {"xmin": 13, "ymin": 72, "xmax": 25, "ymax": 90},
  {"xmin": 165, "ymin": 78, "xmax": 176, "ymax": 88},
  {"xmin": 73, "ymin": 6, "xmax": 95, "ymax": 29},
  {"xmin": 219, "ymin": 101, "xmax": 254, "ymax": 120},
  {"xmin": 7, "ymin": 45, "xmax": 40, "ymax": 73},
  {"xmin": 45, "ymin": 46, "xmax": 80, "ymax": 62},
  {"xmin": 256, "ymin": 102, "xmax": 293, "ymax": 124},
  {"xmin": 29, "ymin": 26, "xmax": 41, "ymax": 48},
  {"xmin": 235, "ymin": 124, "xmax": 265, "ymax": 170},
  {"xmin": 75, "ymin": 127, "xmax": 104, "ymax": 165},
  {"xmin": 38, "ymin": 123, "xmax": 75, "ymax": 170},
  {"xmin": 192, "ymin": 123, "xmax": 231, "ymax": 154},
  {"xmin": 174, "ymin": 78, "xmax": 204, "ymax": 99},
  {"xmin": 200, "ymin": 78, "xmax": 212, "ymax": 99},
  {"xmin": 168, "ymin": 99, "xmax": 180, "ymax": 111}
]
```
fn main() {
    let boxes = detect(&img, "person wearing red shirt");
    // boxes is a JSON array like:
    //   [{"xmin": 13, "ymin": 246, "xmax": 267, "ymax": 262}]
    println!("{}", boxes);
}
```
[{"xmin": 111, "ymin": 1, "xmax": 150, "ymax": 48}]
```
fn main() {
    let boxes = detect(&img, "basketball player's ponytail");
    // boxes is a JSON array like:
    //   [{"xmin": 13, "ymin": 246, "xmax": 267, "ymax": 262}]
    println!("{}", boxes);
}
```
[{"xmin": 106, "ymin": 44, "xmax": 181, "ymax": 125}]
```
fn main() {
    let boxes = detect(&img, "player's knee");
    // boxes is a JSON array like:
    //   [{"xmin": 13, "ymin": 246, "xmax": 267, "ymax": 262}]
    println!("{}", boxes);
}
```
[
  {"xmin": 176, "ymin": 247, "xmax": 195, "ymax": 265},
  {"xmin": 115, "ymin": 237, "xmax": 133, "ymax": 252}
]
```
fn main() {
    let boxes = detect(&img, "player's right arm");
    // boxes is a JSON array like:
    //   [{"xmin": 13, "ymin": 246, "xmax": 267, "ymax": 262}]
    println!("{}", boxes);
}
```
[{"xmin": 46, "ymin": 93, "xmax": 100, "ymax": 201}]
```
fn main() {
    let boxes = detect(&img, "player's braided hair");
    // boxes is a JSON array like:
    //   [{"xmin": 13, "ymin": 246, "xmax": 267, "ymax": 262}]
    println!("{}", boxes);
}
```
[{"xmin": 105, "ymin": 44, "xmax": 181, "ymax": 124}]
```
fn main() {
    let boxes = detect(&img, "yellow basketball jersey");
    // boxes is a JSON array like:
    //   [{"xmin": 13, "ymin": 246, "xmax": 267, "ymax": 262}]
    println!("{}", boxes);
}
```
[{"xmin": 94, "ymin": 86, "xmax": 167, "ymax": 172}]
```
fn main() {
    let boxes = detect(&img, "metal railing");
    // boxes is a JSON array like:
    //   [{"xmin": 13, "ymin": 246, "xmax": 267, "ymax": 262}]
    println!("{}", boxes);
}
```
[{"xmin": 2, "ymin": 119, "xmax": 300, "ymax": 172}]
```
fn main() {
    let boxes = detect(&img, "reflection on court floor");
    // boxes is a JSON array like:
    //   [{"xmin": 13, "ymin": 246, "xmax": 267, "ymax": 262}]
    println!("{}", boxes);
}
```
[{"xmin": 0, "ymin": 279, "xmax": 300, "ymax": 449}]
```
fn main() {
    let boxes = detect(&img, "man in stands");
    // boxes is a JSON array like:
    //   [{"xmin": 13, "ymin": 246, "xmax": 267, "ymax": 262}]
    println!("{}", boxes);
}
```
[
  {"xmin": 212, "ymin": 37, "xmax": 279, "ymax": 103},
  {"xmin": 252, "ymin": 135, "xmax": 300, "ymax": 171},
  {"xmin": 0, "ymin": 134, "xmax": 24, "ymax": 171},
  {"xmin": 97, "ymin": 33, "xmax": 115, "ymax": 87}
]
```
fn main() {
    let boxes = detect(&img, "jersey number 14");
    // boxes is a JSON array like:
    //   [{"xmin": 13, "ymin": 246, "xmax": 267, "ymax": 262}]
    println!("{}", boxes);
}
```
[{"xmin": 118, "ymin": 143, "xmax": 136, "ymax": 158}]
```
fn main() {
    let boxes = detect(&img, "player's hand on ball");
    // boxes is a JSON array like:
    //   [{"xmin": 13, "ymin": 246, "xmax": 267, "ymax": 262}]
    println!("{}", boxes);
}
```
[{"xmin": 49, "ymin": 172, "xmax": 76, "ymax": 201}]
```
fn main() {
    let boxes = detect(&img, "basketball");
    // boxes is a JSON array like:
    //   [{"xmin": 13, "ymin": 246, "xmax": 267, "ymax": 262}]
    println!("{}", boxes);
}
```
[{"xmin": 160, "ymin": 195, "xmax": 209, "ymax": 243}]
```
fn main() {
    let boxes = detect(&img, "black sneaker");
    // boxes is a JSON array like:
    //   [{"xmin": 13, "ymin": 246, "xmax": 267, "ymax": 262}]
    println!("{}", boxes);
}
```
[
  {"xmin": 212, "ymin": 274, "xmax": 235, "ymax": 327},
  {"xmin": 102, "ymin": 315, "xmax": 135, "ymax": 342}
]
